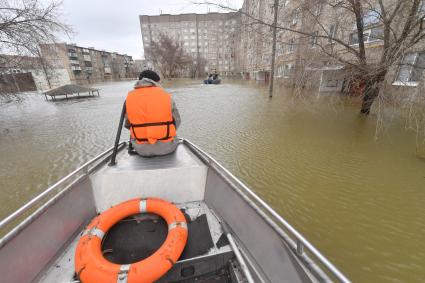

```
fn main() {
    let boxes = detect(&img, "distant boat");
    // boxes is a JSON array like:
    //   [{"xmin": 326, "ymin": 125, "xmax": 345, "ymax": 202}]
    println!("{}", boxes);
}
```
[{"xmin": 203, "ymin": 78, "xmax": 221, "ymax": 84}]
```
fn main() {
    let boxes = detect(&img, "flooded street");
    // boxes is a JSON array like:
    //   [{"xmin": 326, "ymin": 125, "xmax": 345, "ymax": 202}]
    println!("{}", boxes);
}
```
[{"xmin": 1, "ymin": 80, "xmax": 425, "ymax": 282}]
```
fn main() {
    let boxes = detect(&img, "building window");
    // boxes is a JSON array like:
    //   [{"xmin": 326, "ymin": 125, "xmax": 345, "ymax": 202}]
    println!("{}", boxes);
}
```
[
  {"xmin": 277, "ymin": 44, "xmax": 284, "ymax": 55},
  {"xmin": 394, "ymin": 52, "xmax": 425, "ymax": 85},
  {"xmin": 276, "ymin": 65, "xmax": 285, "ymax": 77},
  {"xmin": 292, "ymin": 8, "xmax": 300, "ymax": 25},
  {"xmin": 314, "ymin": 2, "xmax": 323, "ymax": 16},
  {"xmin": 326, "ymin": 80, "xmax": 338, "ymax": 87},
  {"xmin": 283, "ymin": 64, "xmax": 294, "ymax": 78},
  {"xmin": 349, "ymin": 27, "xmax": 383, "ymax": 45},
  {"xmin": 419, "ymin": 0, "xmax": 425, "ymax": 16},
  {"xmin": 310, "ymin": 31, "xmax": 319, "ymax": 47},
  {"xmin": 287, "ymin": 38, "xmax": 295, "ymax": 53},
  {"xmin": 329, "ymin": 24, "xmax": 337, "ymax": 42},
  {"xmin": 363, "ymin": 9, "xmax": 381, "ymax": 27}
]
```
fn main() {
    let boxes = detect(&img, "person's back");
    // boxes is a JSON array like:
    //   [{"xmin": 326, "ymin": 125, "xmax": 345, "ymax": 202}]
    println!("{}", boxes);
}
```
[{"xmin": 125, "ymin": 70, "xmax": 181, "ymax": 157}]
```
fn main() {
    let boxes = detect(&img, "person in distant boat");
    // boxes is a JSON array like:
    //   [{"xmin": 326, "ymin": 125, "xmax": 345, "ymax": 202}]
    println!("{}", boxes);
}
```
[
  {"xmin": 212, "ymin": 72, "xmax": 218, "ymax": 80},
  {"xmin": 124, "ymin": 70, "xmax": 181, "ymax": 157}
]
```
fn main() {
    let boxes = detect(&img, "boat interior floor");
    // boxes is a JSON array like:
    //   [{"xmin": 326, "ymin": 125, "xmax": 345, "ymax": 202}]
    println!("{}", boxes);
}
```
[{"xmin": 38, "ymin": 201, "xmax": 246, "ymax": 283}]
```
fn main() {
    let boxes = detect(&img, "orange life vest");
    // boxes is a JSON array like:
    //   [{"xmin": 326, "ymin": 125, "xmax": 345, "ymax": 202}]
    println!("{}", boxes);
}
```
[{"xmin": 126, "ymin": 86, "xmax": 176, "ymax": 144}]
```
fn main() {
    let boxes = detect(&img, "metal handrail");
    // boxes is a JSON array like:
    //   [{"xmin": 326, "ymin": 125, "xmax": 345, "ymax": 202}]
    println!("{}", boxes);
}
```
[
  {"xmin": 183, "ymin": 139, "xmax": 351, "ymax": 283},
  {"xmin": 0, "ymin": 142, "xmax": 126, "ymax": 231}
]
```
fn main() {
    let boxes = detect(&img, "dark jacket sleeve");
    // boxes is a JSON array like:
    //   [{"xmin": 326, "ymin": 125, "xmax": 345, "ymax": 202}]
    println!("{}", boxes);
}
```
[{"xmin": 172, "ymin": 100, "xmax": 181, "ymax": 129}]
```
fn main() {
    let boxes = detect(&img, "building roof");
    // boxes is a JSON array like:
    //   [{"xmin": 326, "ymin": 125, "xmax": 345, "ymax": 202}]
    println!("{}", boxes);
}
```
[
  {"xmin": 140, "ymin": 12, "xmax": 239, "ymax": 23},
  {"xmin": 40, "ymin": 43, "xmax": 133, "ymax": 59},
  {"xmin": 44, "ymin": 84, "xmax": 99, "ymax": 96}
]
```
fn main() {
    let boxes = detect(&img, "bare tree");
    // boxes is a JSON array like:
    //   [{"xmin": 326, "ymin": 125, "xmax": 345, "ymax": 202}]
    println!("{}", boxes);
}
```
[
  {"xmin": 0, "ymin": 0, "xmax": 71, "ymax": 99},
  {"xmin": 198, "ymin": 0, "xmax": 425, "ymax": 114},
  {"xmin": 145, "ymin": 33, "xmax": 191, "ymax": 78},
  {"xmin": 190, "ymin": 56, "xmax": 208, "ymax": 78},
  {"xmin": 33, "ymin": 45, "xmax": 55, "ymax": 88}
]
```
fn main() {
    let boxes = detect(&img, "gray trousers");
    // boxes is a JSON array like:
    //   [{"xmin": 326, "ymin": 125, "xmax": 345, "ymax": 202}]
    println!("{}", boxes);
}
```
[{"xmin": 131, "ymin": 138, "xmax": 178, "ymax": 157}]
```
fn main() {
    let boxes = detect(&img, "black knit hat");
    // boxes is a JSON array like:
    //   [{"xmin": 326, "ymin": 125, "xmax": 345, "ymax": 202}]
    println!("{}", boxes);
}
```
[{"xmin": 139, "ymin": 70, "xmax": 160, "ymax": 82}]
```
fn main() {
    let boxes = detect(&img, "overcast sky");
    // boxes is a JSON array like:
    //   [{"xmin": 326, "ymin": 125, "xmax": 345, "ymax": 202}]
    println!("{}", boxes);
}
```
[{"xmin": 57, "ymin": 0, "xmax": 243, "ymax": 60}]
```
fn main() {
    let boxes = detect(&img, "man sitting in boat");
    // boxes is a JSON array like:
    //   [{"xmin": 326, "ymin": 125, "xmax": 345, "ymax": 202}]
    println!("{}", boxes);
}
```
[
  {"xmin": 125, "ymin": 70, "xmax": 181, "ymax": 157},
  {"xmin": 204, "ymin": 73, "xmax": 213, "ymax": 84}
]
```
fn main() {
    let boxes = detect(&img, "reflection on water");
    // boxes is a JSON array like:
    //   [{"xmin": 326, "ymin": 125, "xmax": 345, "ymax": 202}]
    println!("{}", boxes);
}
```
[{"xmin": 1, "ymin": 80, "xmax": 424, "ymax": 282}]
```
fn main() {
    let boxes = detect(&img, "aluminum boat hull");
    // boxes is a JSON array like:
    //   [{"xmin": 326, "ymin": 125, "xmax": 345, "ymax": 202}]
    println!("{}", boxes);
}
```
[{"xmin": 0, "ymin": 139, "xmax": 349, "ymax": 283}]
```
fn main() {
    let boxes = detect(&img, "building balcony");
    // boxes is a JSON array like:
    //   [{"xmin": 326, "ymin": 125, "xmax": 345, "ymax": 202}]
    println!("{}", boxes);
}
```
[
  {"xmin": 83, "ymin": 55, "xmax": 91, "ymax": 62},
  {"xmin": 69, "ymin": 59, "xmax": 80, "ymax": 65},
  {"xmin": 82, "ymin": 48, "xmax": 90, "ymax": 54},
  {"xmin": 68, "ymin": 52, "xmax": 78, "ymax": 59},
  {"xmin": 71, "ymin": 66, "xmax": 82, "ymax": 71},
  {"xmin": 104, "ymin": 67, "xmax": 111, "ymax": 74}
]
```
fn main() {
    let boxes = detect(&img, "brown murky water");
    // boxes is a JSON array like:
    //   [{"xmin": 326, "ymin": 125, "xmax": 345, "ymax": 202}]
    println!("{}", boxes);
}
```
[{"xmin": 1, "ymin": 80, "xmax": 424, "ymax": 282}]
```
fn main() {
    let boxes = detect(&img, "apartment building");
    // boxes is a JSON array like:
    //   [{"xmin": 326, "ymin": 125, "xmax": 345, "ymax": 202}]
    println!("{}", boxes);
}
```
[
  {"xmin": 139, "ymin": 12, "xmax": 240, "ymax": 76},
  {"xmin": 239, "ymin": 0, "xmax": 275, "ymax": 80},
  {"xmin": 39, "ymin": 43, "xmax": 136, "ymax": 89},
  {"xmin": 239, "ymin": 0, "xmax": 425, "ymax": 92}
]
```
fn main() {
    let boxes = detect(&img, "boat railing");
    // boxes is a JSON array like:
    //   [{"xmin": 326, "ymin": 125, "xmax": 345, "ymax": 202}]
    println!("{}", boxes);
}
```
[
  {"xmin": 0, "ymin": 142, "xmax": 127, "ymax": 239},
  {"xmin": 183, "ymin": 139, "xmax": 351, "ymax": 283}
]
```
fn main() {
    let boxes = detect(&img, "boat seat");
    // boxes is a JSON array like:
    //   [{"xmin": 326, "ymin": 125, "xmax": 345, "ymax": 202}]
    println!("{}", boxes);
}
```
[{"xmin": 90, "ymin": 144, "xmax": 207, "ymax": 212}]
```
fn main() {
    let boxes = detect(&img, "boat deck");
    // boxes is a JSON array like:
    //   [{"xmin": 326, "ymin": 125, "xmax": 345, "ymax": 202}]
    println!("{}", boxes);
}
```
[
  {"xmin": 91, "ymin": 145, "xmax": 208, "ymax": 213},
  {"xmin": 38, "ymin": 201, "xmax": 233, "ymax": 283}
]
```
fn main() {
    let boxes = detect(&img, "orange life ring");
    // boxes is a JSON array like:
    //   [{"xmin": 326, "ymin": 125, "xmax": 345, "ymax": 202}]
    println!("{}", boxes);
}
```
[{"xmin": 75, "ymin": 198, "xmax": 188, "ymax": 283}]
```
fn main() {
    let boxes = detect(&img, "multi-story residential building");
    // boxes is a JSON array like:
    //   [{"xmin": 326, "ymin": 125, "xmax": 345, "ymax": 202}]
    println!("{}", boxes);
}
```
[
  {"xmin": 139, "ymin": 12, "xmax": 240, "ymax": 76},
  {"xmin": 239, "ymin": 0, "xmax": 425, "ymax": 93},
  {"xmin": 240, "ymin": 0, "xmax": 320, "ymax": 83},
  {"xmin": 239, "ymin": 0, "xmax": 275, "ymax": 80},
  {"xmin": 39, "ymin": 43, "xmax": 136, "ymax": 89}
]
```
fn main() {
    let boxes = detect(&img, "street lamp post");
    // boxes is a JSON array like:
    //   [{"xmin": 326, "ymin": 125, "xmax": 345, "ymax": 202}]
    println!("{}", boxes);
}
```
[{"xmin": 269, "ymin": 0, "xmax": 279, "ymax": 98}]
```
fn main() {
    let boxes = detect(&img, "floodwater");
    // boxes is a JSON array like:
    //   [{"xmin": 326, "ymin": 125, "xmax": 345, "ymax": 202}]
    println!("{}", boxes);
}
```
[{"xmin": 1, "ymin": 80, "xmax": 424, "ymax": 283}]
